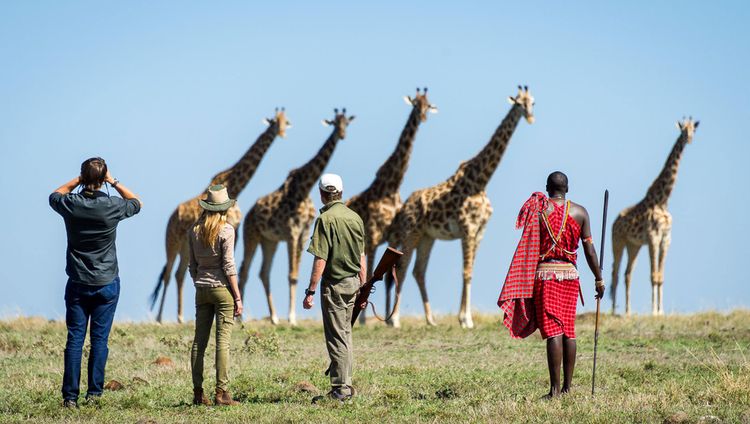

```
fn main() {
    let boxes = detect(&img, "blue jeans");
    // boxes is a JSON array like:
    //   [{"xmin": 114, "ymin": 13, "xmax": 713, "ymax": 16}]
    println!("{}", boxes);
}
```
[{"xmin": 62, "ymin": 278, "xmax": 120, "ymax": 401}]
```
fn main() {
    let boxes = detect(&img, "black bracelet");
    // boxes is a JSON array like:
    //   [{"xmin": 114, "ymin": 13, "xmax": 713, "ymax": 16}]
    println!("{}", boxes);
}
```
[
  {"xmin": 111, "ymin": 179, "xmax": 120, "ymax": 188},
  {"xmin": 305, "ymin": 288, "xmax": 315, "ymax": 296}
]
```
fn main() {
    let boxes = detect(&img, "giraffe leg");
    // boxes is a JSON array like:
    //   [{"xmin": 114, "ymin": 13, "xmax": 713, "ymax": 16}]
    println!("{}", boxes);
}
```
[
  {"xmin": 459, "ymin": 236, "xmax": 479, "ymax": 329},
  {"xmin": 656, "ymin": 235, "xmax": 671, "ymax": 316},
  {"xmin": 624, "ymin": 243, "xmax": 641, "ymax": 318},
  {"xmin": 358, "ymin": 245, "xmax": 376, "ymax": 326},
  {"xmin": 647, "ymin": 238, "xmax": 660, "ymax": 317},
  {"xmin": 286, "ymin": 236, "xmax": 304, "ymax": 326},
  {"xmin": 174, "ymin": 240, "xmax": 190, "ymax": 324},
  {"xmin": 239, "ymin": 234, "xmax": 260, "ymax": 300},
  {"xmin": 388, "ymin": 234, "xmax": 419, "ymax": 329},
  {"xmin": 259, "ymin": 240, "xmax": 280, "ymax": 325},
  {"xmin": 412, "ymin": 236, "xmax": 436, "ymax": 326},
  {"xmin": 155, "ymin": 244, "xmax": 179, "ymax": 323},
  {"xmin": 610, "ymin": 237, "xmax": 625, "ymax": 315}
]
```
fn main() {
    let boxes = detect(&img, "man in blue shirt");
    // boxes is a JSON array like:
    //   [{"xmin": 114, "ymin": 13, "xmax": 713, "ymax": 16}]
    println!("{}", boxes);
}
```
[{"xmin": 49, "ymin": 157, "xmax": 142, "ymax": 408}]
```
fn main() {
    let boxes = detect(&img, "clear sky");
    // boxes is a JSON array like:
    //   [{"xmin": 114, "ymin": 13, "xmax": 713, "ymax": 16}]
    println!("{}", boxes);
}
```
[{"xmin": 1, "ymin": 1, "xmax": 748, "ymax": 322}]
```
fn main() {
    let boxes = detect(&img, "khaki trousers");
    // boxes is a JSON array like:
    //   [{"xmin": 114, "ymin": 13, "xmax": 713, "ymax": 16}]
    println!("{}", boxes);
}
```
[
  {"xmin": 191, "ymin": 286, "xmax": 234, "ymax": 391},
  {"xmin": 321, "ymin": 275, "xmax": 359, "ymax": 391}
]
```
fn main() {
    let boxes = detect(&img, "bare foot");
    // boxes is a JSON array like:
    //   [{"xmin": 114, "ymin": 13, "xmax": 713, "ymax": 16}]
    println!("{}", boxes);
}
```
[{"xmin": 540, "ymin": 390, "xmax": 560, "ymax": 401}]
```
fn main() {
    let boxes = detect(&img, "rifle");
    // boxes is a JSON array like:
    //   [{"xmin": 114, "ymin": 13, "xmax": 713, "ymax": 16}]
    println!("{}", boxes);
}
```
[{"xmin": 350, "ymin": 247, "xmax": 403, "ymax": 326}]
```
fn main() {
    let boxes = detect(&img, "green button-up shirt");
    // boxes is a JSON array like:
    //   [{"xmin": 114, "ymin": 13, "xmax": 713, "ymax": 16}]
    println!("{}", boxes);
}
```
[{"xmin": 307, "ymin": 200, "xmax": 365, "ymax": 281}]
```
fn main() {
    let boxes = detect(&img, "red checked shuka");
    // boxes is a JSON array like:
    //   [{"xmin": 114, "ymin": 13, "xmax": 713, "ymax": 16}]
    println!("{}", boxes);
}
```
[
  {"xmin": 534, "ymin": 200, "xmax": 582, "ymax": 339},
  {"xmin": 498, "ymin": 193, "xmax": 583, "ymax": 339}
]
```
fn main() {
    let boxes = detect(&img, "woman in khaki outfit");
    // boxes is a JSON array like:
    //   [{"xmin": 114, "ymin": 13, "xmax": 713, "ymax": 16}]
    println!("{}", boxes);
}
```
[{"xmin": 188, "ymin": 184, "xmax": 243, "ymax": 406}]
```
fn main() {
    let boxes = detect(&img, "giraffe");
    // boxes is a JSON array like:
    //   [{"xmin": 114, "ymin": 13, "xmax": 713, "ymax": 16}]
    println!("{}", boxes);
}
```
[
  {"xmin": 239, "ymin": 108, "xmax": 354, "ymax": 325},
  {"xmin": 610, "ymin": 117, "xmax": 699, "ymax": 317},
  {"xmin": 385, "ymin": 86, "xmax": 535, "ymax": 329},
  {"xmin": 151, "ymin": 108, "xmax": 290, "ymax": 323},
  {"xmin": 346, "ymin": 88, "xmax": 437, "ymax": 322}
]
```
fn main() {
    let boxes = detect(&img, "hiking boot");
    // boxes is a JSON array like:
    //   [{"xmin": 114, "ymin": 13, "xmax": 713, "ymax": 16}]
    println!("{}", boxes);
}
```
[
  {"xmin": 214, "ymin": 388, "xmax": 239, "ymax": 406},
  {"xmin": 85, "ymin": 394, "xmax": 102, "ymax": 406},
  {"xmin": 311, "ymin": 387, "xmax": 351, "ymax": 404},
  {"xmin": 193, "ymin": 388, "xmax": 211, "ymax": 406},
  {"xmin": 62, "ymin": 399, "xmax": 78, "ymax": 408}
]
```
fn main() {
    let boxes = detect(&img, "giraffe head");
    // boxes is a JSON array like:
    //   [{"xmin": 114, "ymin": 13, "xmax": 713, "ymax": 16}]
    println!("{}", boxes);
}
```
[
  {"xmin": 263, "ymin": 107, "xmax": 292, "ymax": 138},
  {"xmin": 507, "ymin": 85, "xmax": 535, "ymax": 124},
  {"xmin": 403, "ymin": 87, "xmax": 438, "ymax": 122},
  {"xmin": 321, "ymin": 108, "xmax": 355, "ymax": 139},
  {"xmin": 676, "ymin": 117, "xmax": 699, "ymax": 142}
]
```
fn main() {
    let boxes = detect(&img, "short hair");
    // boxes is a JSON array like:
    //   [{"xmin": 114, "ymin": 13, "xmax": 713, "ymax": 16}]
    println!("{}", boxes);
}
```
[
  {"xmin": 320, "ymin": 189, "xmax": 342, "ymax": 202},
  {"xmin": 546, "ymin": 171, "xmax": 568, "ymax": 192},
  {"xmin": 80, "ymin": 157, "xmax": 107, "ymax": 189}
]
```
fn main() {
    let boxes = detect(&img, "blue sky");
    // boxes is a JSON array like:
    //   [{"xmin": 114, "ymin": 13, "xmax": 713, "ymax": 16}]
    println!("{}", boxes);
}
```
[{"xmin": 1, "ymin": 1, "xmax": 748, "ymax": 322}]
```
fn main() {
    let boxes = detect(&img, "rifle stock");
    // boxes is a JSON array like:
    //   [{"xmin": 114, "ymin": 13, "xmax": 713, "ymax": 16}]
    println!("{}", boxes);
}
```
[{"xmin": 351, "ymin": 247, "xmax": 403, "ymax": 325}]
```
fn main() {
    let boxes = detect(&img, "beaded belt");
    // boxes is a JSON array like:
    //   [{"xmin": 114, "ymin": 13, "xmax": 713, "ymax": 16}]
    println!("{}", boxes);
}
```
[{"xmin": 535, "ymin": 262, "xmax": 579, "ymax": 281}]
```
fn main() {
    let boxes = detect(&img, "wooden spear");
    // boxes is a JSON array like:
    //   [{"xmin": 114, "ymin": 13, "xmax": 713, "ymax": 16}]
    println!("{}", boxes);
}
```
[{"xmin": 592, "ymin": 189, "xmax": 609, "ymax": 396}]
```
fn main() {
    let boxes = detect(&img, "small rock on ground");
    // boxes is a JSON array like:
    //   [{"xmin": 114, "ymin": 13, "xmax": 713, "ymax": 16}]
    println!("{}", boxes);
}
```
[
  {"xmin": 153, "ymin": 356, "xmax": 173, "ymax": 366},
  {"xmin": 132, "ymin": 376, "xmax": 150, "ymax": 385},
  {"xmin": 104, "ymin": 380, "xmax": 125, "ymax": 391},
  {"xmin": 295, "ymin": 381, "xmax": 319, "ymax": 393}
]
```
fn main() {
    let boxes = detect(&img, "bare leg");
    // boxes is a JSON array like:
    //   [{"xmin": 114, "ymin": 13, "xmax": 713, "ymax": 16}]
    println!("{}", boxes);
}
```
[
  {"xmin": 610, "ymin": 237, "xmax": 625, "ymax": 315},
  {"xmin": 561, "ymin": 337, "xmax": 576, "ymax": 393},
  {"xmin": 624, "ymin": 244, "xmax": 641, "ymax": 317},
  {"xmin": 412, "ymin": 237, "xmax": 436, "ymax": 326},
  {"xmin": 259, "ymin": 240, "xmax": 279, "ymax": 325},
  {"xmin": 544, "ymin": 336, "xmax": 563, "ymax": 399}
]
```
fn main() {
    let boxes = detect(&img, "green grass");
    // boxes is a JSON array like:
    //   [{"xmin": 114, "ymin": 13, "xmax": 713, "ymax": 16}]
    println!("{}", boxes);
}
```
[{"xmin": 1, "ymin": 311, "xmax": 749, "ymax": 423}]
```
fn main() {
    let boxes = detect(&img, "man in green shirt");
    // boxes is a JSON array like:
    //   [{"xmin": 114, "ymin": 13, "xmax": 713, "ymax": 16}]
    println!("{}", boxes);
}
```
[{"xmin": 303, "ymin": 173, "xmax": 366, "ymax": 403}]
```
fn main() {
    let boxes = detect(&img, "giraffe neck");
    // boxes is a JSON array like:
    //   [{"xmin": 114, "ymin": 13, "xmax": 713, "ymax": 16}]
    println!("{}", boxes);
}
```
[
  {"xmin": 364, "ymin": 107, "xmax": 422, "ymax": 198},
  {"xmin": 454, "ymin": 104, "xmax": 523, "ymax": 193},
  {"xmin": 282, "ymin": 129, "xmax": 342, "ymax": 204},
  {"xmin": 641, "ymin": 131, "xmax": 690, "ymax": 208},
  {"xmin": 211, "ymin": 124, "xmax": 279, "ymax": 199}
]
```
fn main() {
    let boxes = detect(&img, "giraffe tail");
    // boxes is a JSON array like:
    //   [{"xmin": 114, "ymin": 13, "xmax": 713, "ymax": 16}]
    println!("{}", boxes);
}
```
[{"xmin": 150, "ymin": 266, "xmax": 167, "ymax": 310}]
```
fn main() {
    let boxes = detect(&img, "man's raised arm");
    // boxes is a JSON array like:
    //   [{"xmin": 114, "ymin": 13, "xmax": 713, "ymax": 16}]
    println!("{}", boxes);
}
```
[{"xmin": 579, "ymin": 206, "xmax": 605, "ymax": 299}]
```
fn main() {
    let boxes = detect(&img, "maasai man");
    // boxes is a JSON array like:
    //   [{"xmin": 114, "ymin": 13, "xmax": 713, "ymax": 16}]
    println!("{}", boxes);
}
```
[{"xmin": 498, "ymin": 171, "xmax": 605, "ymax": 398}]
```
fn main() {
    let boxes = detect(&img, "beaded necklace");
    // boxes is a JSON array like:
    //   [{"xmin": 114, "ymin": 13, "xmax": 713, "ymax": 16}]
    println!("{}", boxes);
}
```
[{"xmin": 540, "ymin": 200, "xmax": 577, "ymax": 260}]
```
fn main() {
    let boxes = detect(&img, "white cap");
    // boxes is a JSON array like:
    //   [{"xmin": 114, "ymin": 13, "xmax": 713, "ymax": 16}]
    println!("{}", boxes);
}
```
[{"xmin": 319, "ymin": 173, "xmax": 343, "ymax": 193}]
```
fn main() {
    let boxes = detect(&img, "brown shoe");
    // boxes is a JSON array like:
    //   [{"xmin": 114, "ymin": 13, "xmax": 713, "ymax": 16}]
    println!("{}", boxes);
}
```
[
  {"xmin": 214, "ymin": 388, "xmax": 239, "ymax": 406},
  {"xmin": 193, "ymin": 388, "xmax": 211, "ymax": 406}
]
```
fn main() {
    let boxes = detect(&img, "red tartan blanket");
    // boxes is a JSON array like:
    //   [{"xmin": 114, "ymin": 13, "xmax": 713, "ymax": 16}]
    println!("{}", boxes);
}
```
[{"xmin": 497, "ymin": 192, "xmax": 548, "ymax": 338}]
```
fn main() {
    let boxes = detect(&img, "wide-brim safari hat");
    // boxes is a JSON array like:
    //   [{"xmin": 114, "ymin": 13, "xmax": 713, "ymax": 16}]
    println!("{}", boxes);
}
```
[{"xmin": 199, "ymin": 184, "xmax": 236, "ymax": 212}]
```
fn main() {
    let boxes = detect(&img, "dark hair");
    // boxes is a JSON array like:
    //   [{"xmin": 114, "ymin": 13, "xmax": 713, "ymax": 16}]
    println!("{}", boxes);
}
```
[
  {"xmin": 321, "ymin": 190, "xmax": 342, "ymax": 203},
  {"xmin": 80, "ymin": 157, "xmax": 107, "ymax": 190},
  {"xmin": 546, "ymin": 171, "xmax": 568, "ymax": 193}
]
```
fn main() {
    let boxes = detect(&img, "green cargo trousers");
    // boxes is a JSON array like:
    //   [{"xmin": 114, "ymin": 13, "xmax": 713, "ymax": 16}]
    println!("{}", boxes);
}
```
[
  {"xmin": 191, "ymin": 286, "xmax": 234, "ymax": 392},
  {"xmin": 321, "ymin": 275, "xmax": 360, "ymax": 392}
]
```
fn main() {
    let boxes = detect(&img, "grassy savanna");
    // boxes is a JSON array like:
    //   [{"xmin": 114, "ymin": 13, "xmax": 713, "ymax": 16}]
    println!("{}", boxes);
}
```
[{"xmin": 1, "ymin": 311, "xmax": 749, "ymax": 423}]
